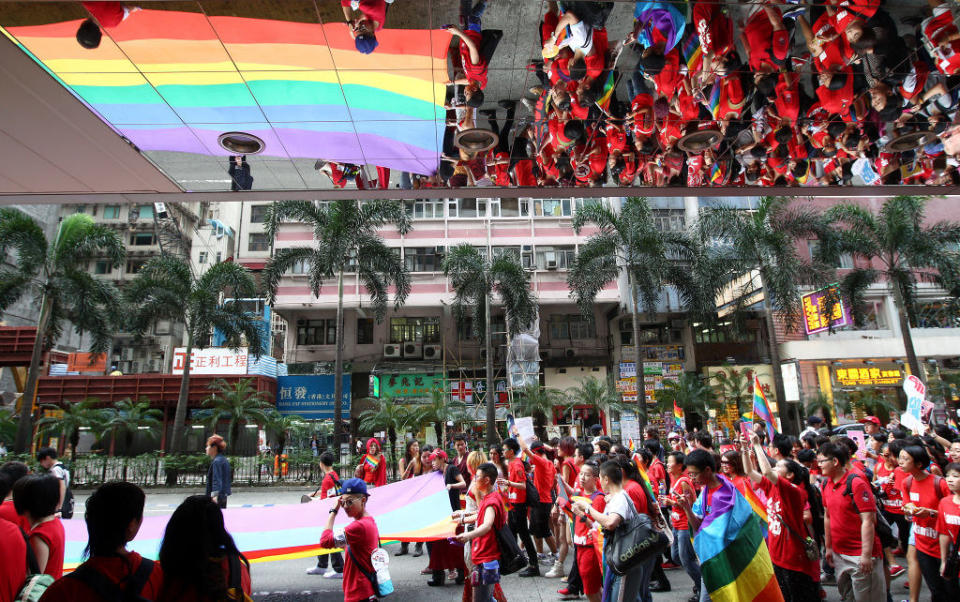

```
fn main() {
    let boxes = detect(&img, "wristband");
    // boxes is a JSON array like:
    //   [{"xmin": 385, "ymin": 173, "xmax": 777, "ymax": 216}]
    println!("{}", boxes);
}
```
[{"xmin": 329, "ymin": 508, "xmax": 338, "ymax": 514}]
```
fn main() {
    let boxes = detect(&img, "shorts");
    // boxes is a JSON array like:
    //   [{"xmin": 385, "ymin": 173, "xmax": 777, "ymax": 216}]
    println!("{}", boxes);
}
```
[
  {"xmin": 529, "ymin": 501, "xmax": 553, "ymax": 538},
  {"xmin": 576, "ymin": 544, "xmax": 603, "ymax": 595}
]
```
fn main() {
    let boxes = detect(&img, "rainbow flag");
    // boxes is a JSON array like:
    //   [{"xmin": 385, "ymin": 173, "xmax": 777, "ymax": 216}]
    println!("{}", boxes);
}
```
[
  {"xmin": 682, "ymin": 33, "xmax": 702, "ymax": 72},
  {"xmin": 753, "ymin": 375, "xmax": 777, "ymax": 442},
  {"xmin": 364, "ymin": 453, "xmax": 380, "ymax": 471},
  {"xmin": 693, "ymin": 476, "xmax": 784, "ymax": 602},
  {"xmin": 731, "ymin": 476, "xmax": 769, "ymax": 525},
  {"xmin": 1, "ymin": 9, "xmax": 451, "ymax": 175},
  {"xmin": 61, "ymin": 472, "xmax": 456, "ymax": 570},
  {"xmin": 708, "ymin": 78, "xmax": 722, "ymax": 120},
  {"xmin": 596, "ymin": 70, "xmax": 616, "ymax": 111},
  {"xmin": 673, "ymin": 401, "xmax": 685, "ymax": 429}
]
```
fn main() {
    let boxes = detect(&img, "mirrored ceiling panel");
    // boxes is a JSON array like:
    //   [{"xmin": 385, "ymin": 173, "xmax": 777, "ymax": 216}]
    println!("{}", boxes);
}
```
[{"xmin": 1, "ymin": 0, "xmax": 956, "ymax": 194}]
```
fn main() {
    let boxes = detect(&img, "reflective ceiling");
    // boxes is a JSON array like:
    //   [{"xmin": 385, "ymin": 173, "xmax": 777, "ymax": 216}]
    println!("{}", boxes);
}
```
[{"xmin": 1, "ymin": 0, "xmax": 956, "ymax": 194}]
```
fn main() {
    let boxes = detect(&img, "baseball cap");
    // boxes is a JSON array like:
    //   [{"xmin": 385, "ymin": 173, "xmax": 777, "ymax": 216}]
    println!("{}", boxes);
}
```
[
  {"xmin": 355, "ymin": 34, "xmax": 379, "ymax": 54},
  {"xmin": 858, "ymin": 416, "xmax": 881, "ymax": 426},
  {"xmin": 340, "ymin": 478, "xmax": 368, "ymax": 496},
  {"xmin": 807, "ymin": 416, "xmax": 823, "ymax": 426},
  {"xmin": 667, "ymin": 432, "xmax": 681, "ymax": 440},
  {"xmin": 429, "ymin": 449, "xmax": 448, "ymax": 462}
]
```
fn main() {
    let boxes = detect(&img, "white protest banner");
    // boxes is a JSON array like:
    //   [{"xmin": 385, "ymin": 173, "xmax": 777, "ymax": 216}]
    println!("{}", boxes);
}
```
[
  {"xmin": 514, "ymin": 416, "xmax": 535, "ymax": 446},
  {"xmin": 901, "ymin": 375, "xmax": 926, "ymax": 433}
]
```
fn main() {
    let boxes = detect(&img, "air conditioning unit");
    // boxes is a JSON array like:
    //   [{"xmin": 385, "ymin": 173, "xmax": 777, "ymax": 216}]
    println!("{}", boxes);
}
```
[
  {"xmin": 423, "ymin": 344, "xmax": 442, "ymax": 360},
  {"xmin": 545, "ymin": 251, "xmax": 558, "ymax": 270},
  {"xmin": 383, "ymin": 344, "xmax": 401, "ymax": 358},
  {"xmin": 147, "ymin": 360, "xmax": 163, "ymax": 373},
  {"xmin": 403, "ymin": 342, "xmax": 423, "ymax": 359},
  {"xmin": 121, "ymin": 348, "xmax": 135, "ymax": 361},
  {"xmin": 564, "ymin": 348, "xmax": 578, "ymax": 358}
]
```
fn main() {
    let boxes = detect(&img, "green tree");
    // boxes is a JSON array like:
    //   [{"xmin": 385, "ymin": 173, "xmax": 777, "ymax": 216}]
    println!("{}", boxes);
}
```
[
  {"xmin": 0, "ymin": 407, "xmax": 16, "ymax": 447},
  {"xmin": 710, "ymin": 364, "xmax": 753, "ymax": 416},
  {"xmin": 102, "ymin": 397, "xmax": 162, "ymax": 456},
  {"xmin": 358, "ymin": 395, "xmax": 411, "ymax": 480},
  {"xmin": 443, "ymin": 245, "xmax": 537, "ymax": 446},
  {"xmin": 0, "ymin": 210, "xmax": 126, "ymax": 452},
  {"xmin": 409, "ymin": 387, "xmax": 468, "ymax": 449},
  {"xmin": 203, "ymin": 378, "xmax": 272, "ymax": 451},
  {"xmin": 35, "ymin": 398, "xmax": 110, "ymax": 461},
  {"xmin": 263, "ymin": 200, "xmax": 411, "ymax": 445},
  {"xmin": 564, "ymin": 376, "xmax": 629, "ymax": 427},
  {"xmin": 654, "ymin": 373, "xmax": 717, "ymax": 427},
  {"xmin": 512, "ymin": 383, "xmax": 565, "ymax": 441},
  {"xmin": 262, "ymin": 409, "xmax": 306, "ymax": 456},
  {"xmin": 124, "ymin": 256, "xmax": 264, "ymax": 455},
  {"xmin": 822, "ymin": 196, "xmax": 960, "ymax": 380},
  {"xmin": 568, "ymin": 197, "xmax": 687, "ymax": 426},
  {"xmin": 699, "ymin": 197, "xmax": 831, "ymax": 434}
]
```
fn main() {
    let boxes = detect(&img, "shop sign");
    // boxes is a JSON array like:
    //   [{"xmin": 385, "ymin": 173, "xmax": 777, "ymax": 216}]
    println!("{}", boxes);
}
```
[
  {"xmin": 834, "ymin": 366, "xmax": 903, "ymax": 386},
  {"xmin": 802, "ymin": 286, "xmax": 850, "ymax": 335},
  {"xmin": 276, "ymin": 374, "xmax": 351, "ymax": 419},
  {"xmin": 380, "ymin": 373, "xmax": 443, "ymax": 398},
  {"xmin": 172, "ymin": 347, "xmax": 247, "ymax": 375}
]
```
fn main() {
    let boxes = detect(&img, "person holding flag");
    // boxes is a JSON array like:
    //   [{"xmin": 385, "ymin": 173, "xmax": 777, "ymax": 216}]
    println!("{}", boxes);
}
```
[
  {"xmin": 753, "ymin": 375, "xmax": 778, "ymax": 444},
  {"xmin": 356, "ymin": 438, "xmax": 387, "ymax": 488}
]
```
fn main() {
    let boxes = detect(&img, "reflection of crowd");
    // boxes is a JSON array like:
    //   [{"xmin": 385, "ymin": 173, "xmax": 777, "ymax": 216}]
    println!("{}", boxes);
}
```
[{"xmin": 431, "ymin": 0, "xmax": 960, "ymax": 189}]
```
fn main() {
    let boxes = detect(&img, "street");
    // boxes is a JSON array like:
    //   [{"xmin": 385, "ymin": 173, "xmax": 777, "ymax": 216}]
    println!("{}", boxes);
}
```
[{"xmin": 71, "ymin": 488, "xmax": 926, "ymax": 601}]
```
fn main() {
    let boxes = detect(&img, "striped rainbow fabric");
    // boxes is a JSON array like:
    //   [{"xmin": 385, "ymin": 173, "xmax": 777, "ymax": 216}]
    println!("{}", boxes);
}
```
[
  {"xmin": 693, "ymin": 476, "xmax": 784, "ymax": 602},
  {"xmin": 1, "ymin": 9, "xmax": 450, "ymax": 175},
  {"xmin": 61, "ymin": 472, "xmax": 456, "ymax": 570},
  {"xmin": 753, "ymin": 375, "xmax": 777, "ymax": 443}
]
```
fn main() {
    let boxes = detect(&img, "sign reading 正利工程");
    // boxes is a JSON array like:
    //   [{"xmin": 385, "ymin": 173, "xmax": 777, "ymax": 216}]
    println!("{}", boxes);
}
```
[
  {"xmin": 172, "ymin": 347, "xmax": 248, "ymax": 375},
  {"xmin": 276, "ymin": 375, "xmax": 351, "ymax": 419}
]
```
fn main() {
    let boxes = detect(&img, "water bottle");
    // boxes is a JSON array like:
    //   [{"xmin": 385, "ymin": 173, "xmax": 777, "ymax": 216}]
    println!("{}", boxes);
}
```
[{"xmin": 371, "ymin": 547, "xmax": 393, "ymax": 596}]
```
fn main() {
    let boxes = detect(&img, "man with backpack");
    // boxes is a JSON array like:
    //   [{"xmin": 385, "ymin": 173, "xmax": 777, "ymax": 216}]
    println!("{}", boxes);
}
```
[
  {"xmin": 497, "ymin": 438, "xmax": 539, "ymax": 577},
  {"xmin": 36, "ymin": 448, "xmax": 72, "ymax": 519},
  {"xmin": 818, "ymin": 441, "xmax": 887, "ymax": 601},
  {"xmin": 456, "ymin": 463, "xmax": 507, "ymax": 602}
]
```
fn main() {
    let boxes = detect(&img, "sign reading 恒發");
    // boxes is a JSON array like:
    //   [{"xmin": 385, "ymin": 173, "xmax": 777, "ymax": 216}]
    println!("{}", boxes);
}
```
[{"xmin": 276, "ymin": 375, "xmax": 351, "ymax": 419}]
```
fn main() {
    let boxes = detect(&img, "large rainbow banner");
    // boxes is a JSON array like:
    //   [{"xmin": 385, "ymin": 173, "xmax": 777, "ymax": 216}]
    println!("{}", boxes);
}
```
[
  {"xmin": 2, "ymin": 8, "xmax": 450, "ymax": 175},
  {"xmin": 62, "ymin": 472, "xmax": 457, "ymax": 569}
]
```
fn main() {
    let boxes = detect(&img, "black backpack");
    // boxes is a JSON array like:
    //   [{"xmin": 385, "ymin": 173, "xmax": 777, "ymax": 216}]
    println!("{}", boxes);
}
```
[
  {"xmin": 495, "ymin": 520, "xmax": 527, "ymax": 575},
  {"xmin": 841, "ymin": 473, "xmax": 897, "ymax": 550},
  {"xmin": 67, "ymin": 558, "xmax": 155, "ymax": 602},
  {"xmin": 53, "ymin": 462, "xmax": 74, "ymax": 519}
]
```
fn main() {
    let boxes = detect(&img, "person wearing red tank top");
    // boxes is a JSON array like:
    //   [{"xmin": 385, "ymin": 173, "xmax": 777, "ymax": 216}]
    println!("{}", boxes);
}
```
[
  {"xmin": 14, "ymin": 475, "xmax": 65, "ymax": 579},
  {"xmin": 900, "ymin": 444, "xmax": 952, "ymax": 601},
  {"xmin": 935, "ymin": 463, "xmax": 960, "ymax": 596},
  {"xmin": 876, "ymin": 441, "xmax": 910, "ymax": 557}
]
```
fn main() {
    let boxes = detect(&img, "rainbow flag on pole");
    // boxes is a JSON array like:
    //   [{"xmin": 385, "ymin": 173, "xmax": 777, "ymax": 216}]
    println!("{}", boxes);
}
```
[
  {"xmin": 752, "ymin": 375, "xmax": 776, "ymax": 442},
  {"xmin": 673, "ymin": 401, "xmax": 685, "ymax": 429},
  {"xmin": 693, "ymin": 476, "xmax": 784, "ymax": 602}
]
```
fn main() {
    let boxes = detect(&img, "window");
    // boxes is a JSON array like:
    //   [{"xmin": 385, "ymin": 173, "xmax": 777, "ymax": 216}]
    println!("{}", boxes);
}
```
[
  {"xmin": 574, "ymin": 198, "xmax": 601, "ymax": 213},
  {"xmin": 250, "ymin": 205, "xmax": 270, "ymax": 223},
  {"xmin": 692, "ymin": 321, "xmax": 757, "ymax": 344},
  {"xmin": 501, "ymin": 198, "xmax": 520, "ymax": 217},
  {"xmin": 248, "ymin": 233, "xmax": 271, "ymax": 252},
  {"xmin": 198, "ymin": 251, "xmax": 207, "ymax": 264},
  {"xmin": 102, "ymin": 206, "xmax": 121, "ymax": 220},
  {"xmin": 550, "ymin": 315, "xmax": 596, "ymax": 340},
  {"xmin": 357, "ymin": 318, "xmax": 374, "ymax": 344},
  {"xmin": 93, "ymin": 260, "xmax": 111, "ymax": 275},
  {"xmin": 478, "ymin": 198, "xmax": 500, "ymax": 217},
  {"xmin": 447, "ymin": 199, "xmax": 459, "ymax": 218},
  {"xmin": 492, "ymin": 246, "xmax": 521, "ymax": 260},
  {"xmin": 154, "ymin": 320, "xmax": 171, "ymax": 335},
  {"xmin": 407, "ymin": 199, "xmax": 444, "ymax": 219},
  {"xmin": 296, "ymin": 319, "xmax": 337, "ymax": 346},
  {"xmin": 807, "ymin": 240, "xmax": 853, "ymax": 269},
  {"xmin": 535, "ymin": 246, "xmax": 575, "ymax": 270},
  {"xmin": 129, "ymin": 233, "xmax": 155, "ymax": 246},
  {"xmin": 459, "ymin": 198, "xmax": 478, "ymax": 218},
  {"xmin": 73, "ymin": 206, "xmax": 85, "ymax": 214},
  {"xmin": 652, "ymin": 209, "xmax": 686, "ymax": 232},
  {"xmin": 389, "ymin": 317, "xmax": 440, "ymax": 343},
  {"xmin": 404, "ymin": 247, "xmax": 441, "ymax": 272},
  {"xmin": 215, "ymin": 251, "xmax": 222, "ymax": 263},
  {"xmin": 525, "ymin": 198, "xmax": 572, "ymax": 217},
  {"xmin": 126, "ymin": 259, "xmax": 146, "ymax": 274},
  {"xmin": 290, "ymin": 258, "xmax": 311, "ymax": 274},
  {"xmin": 136, "ymin": 204, "xmax": 153, "ymax": 220}
]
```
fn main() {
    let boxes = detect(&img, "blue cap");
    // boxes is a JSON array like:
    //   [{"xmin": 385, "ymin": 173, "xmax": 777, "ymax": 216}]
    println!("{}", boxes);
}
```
[
  {"xmin": 340, "ymin": 478, "xmax": 368, "ymax": 496},
  {"xmin": 355, "ymin": 34, "xmax": 379, "ymax": 54}
]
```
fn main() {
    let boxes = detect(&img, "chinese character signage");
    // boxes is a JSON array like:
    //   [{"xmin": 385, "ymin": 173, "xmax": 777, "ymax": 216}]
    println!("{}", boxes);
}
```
[
  {"xmin": 834, "ymin": 366, "xmax": 903, "ymax": 386},
  {"xmin": 172, "ymin": 347, "xmax": 248, "ymax": 375},
  {"xmin": 276, "ymin": 375, "xmax": 351, "ymax": 419},
  {"xmin": 381, "ymin": 373, "xmax": 444, "ymax": 399},
  {"xmin": 802, "ymin": 286, "xmax": 850, "ymax": 335}
]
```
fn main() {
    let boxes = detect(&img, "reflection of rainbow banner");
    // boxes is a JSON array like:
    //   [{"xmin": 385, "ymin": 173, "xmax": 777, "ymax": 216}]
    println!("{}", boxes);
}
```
[
  {"xmin": 62, "ymin": 472, "xmax": 456, "ymax": 570},
  {"xmin": 2, "ymin": 9, "xmax": 450, "ymax": 174}
]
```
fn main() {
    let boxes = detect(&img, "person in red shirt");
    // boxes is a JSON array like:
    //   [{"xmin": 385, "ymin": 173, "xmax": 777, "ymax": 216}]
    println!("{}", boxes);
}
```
[
  {"xmin": 341, "ymin": 0, "xmax": 387, "ymax": 55},
  {"xmin": 876, "ymin": 440, "xmax": 910, "ymax": 557},
  {"xmin": 660, "ymin": 451, "xmax": 701, "ymax": 602},
  {"xmin": 320, "ymin": 478, "xmax": 380, "ymax": 602},
  {"xmin": 818, "ymin": 441, "xmax": 887, "ymax": 601},
  {"xmin": 356, "ymin": 438, "xmax": 387, "ymax": 488},
  {"xmin": 444, "ymin": 2, "xmax": 502, "ymax": 108},
  {"xmin": 520, "ymin": 438, "xmax": 559, "ymax": 573},
  {"xmin": 14, "ymin": 475, "xmax": 64, "ymax": 579},
  {"xmin": 0, "ymin": 464, "xmax": 31, "ymax": 531},
  {"xmin": 743, "ymin": 434, "xmax": 820, "ymax": 601},
  {"xmin": 936, "ymin": 463, "xmax": 960, "ymax": 596},
  {"xmin": 307, "ymin": 451, "xmax": 344, "ymax": 577},
  {"xmin": 76, "ymin": 1, "xmax": 136, "ymax": 50},
  {"xmin": 456, "ymin": 463, "xmax": 506, "ymax": 602},
  {"xmin": 0, "ymin": 515, "xmax": 26, "ymax": 602},
  {"xmin": 39, "ymin": 482, "xmax": 163, "ymax": 602},
  {"xmin": 900, "ymin": 444, "xmax": 952, "ymax": 600},
  {"xmin": 570, "ymin": 462, "xmax": 605, "ymax": 602},
  {"xmin": 498, "ymin": 438, "xmax": 539, "ymax": 576}
]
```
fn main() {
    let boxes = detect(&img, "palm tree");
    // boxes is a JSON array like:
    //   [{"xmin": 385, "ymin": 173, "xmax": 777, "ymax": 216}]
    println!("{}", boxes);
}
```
[
  {"xmin": 409, "ymin": 387, "xmax": 468, "ymax": 449},
  {"xmin": 261, "ymin": 409, "xmax": 306, "ymax": 456},
  {"xmin": 124, "ymin": 256, "xmax": 264, "ymax": 455},
  {"xmin": 710, "ymin": 364, "xmax": 753, "ymax": 416},
  {"xmin": 564, "ymin": 376, "xmax": 629, "ymax": 429},
  {"xmin": 358, "ymin": 395, "xmax": 411, "ymax": 479},
  {"xmin": 568, "ymin": 197, "xmax": 687, "ymax": 426},
  {"xmin": 0, "ymin": 407, "xmax": 16, "ymax": 447},
  {"xmin": 654, "ymin": 373, "xmax": 717, "ymax": 427},
  {"xmin": 203, "ymin": 378, "xmax": 272, "ymax": 451},
  {"xmin": 822, "ymin": 196, "xmax": 960, "ymax": 380},
  {"xmin": 698, "ymin": 197, "xmax": 832, "ymax": 434},
  {"xmin": 512, "ymin": 383, "xmax": 566, "ymax": 441},
  {"xmin": 804, "ymin": 392, "xmax": 844, "ymax": 430},
  {"xmin": 35, "ymin": 398, "xmax": 110, "ymax": 461},
  {"xmin": 0, "ymin": 210, "xmax": 126, "ymax": 452},
  {"xmin": 443, "ymin": 245, "xmax": 537, "ymax": 446},
  {"xmin": 102, "ymin": 398, "xmax": 162, "ymax": 456},
  {"xmin": 851, "ymin": 390, "xmax": 899, "ymax": 422},
  {"xmin": 263, "ymin": 200, "xmax": 411, "ymax": 446}
]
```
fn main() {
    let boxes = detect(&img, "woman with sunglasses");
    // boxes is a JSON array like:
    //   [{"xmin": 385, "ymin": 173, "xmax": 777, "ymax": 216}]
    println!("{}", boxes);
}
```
[{"xmin": 320, "ymin": 478, "xmax": 380, "ymax": 602}]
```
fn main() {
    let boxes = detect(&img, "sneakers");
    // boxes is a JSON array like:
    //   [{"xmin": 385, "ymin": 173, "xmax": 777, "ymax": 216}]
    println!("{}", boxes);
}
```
[
  {"xmin": 820, "ymin": 571, "xmax": 837, "ymax": 586},
  {"xmin": 539, "ymin": 552, "xmax": 557, "ymax": 565},
  {"xmin": 781, "ymin": 5, "xmax": 806, "ymax": 19},
  {"xmin": 322, "ymin": 569, "xmax": 342, "ymax": 579},
  {"xmin": 545, "ymin": 560, "xmax": 565, "ymax": 578},
  {"xmin": 889, "ymin": 564, "xmax": 906, "ymax": 578},
  {"xmin": 662, "ymin": 561, "xmax": 681, "ymax": 570},
  {"xmin": 305, "ymin": 566, "xmax": 324, "ymax": 575},
  {"xmin": 519, "ymin": 565, "xmax": 541, "ymax": 577},
  {"xmin": 558, "ymin": 587, "xmax": 580, "ymax": 600}
]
